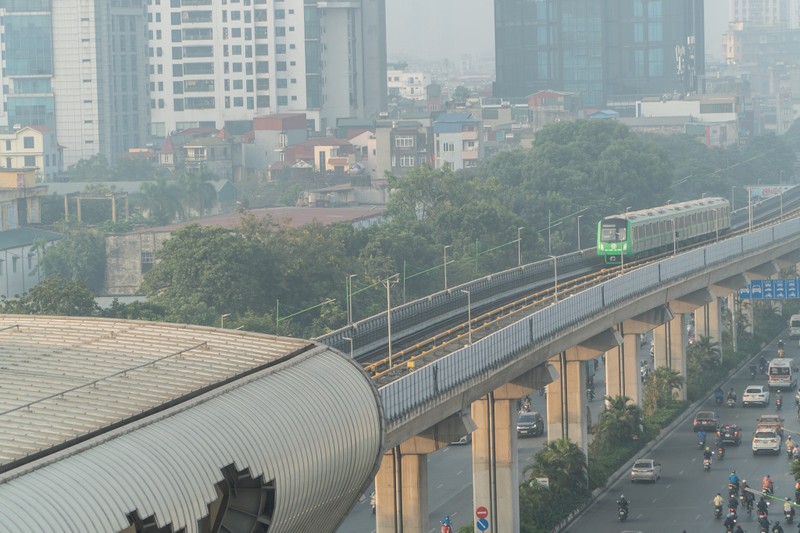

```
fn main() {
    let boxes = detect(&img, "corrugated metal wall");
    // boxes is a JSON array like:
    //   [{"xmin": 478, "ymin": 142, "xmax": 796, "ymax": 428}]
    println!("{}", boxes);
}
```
[{"xmin": 0, "ymin": 346, "xmax": 383, "ymax": 533}]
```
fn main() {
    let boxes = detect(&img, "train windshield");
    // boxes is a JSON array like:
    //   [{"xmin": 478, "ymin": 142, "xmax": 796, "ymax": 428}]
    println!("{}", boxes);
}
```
[{"xmin": 600, "ymin": 220, "xmax": 627, "ymax": 242}]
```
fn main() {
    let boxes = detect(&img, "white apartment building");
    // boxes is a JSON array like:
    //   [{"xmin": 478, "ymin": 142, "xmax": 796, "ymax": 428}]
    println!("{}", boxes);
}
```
[
  {"xmin": 433, "ymin": 113, "xmax": 482, "ymax": 171},
  {"xmin": 387, "ymin": 70, "xmax": 431, "ymax": 101},
  {"xmin": 146, "ymin": 0, "xmax": 387, "ymax": 137}
]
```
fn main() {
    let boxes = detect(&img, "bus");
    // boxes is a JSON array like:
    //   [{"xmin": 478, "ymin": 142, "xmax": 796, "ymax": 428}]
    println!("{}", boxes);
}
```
[
  {"xmin": 790, "ymin": 314, "xmax": 800, "ymax": 338},
  {"xmin": 768, "ymin": 358, "xmax": 797, "ymax": 390}
]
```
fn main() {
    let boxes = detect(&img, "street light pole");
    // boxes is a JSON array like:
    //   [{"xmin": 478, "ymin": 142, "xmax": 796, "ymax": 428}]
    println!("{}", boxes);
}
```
[
  {"xmin": 712, "ymin": 210, "xmax": 719, "ymax": 242},
  {"xmin": 548, "ymin": 210, "xmax": 552, "ymax": 255},
  {"xmin": 346, "ymin": 274, "xmax": 356, "ymax": 324},
  {"xmin": 780, "ymin": 192, "xmax": 784, "ymax": 220},
  {"xmin": 220, "ymin": 313, "xmax": 231, "ymax": 328},
  {"xmin": 747, "ymin": 186, "xmax": 753, "ymax": 232},
  {"xmin": 342, "ymin": 336, "xmax": 354, "ymax": 358},
  {"xmin": 461, "ymin": 289, "xmax": 472, "ymax": 345},
  {"xmin": 549, "ymin": 255, "xmax": 558, "ymax": 302},
  {"xmin": 731, "ymin": 185, "xmax": 736, "ymax": 212},
  {"xmin": 517, "ymin": 227, "xmax": 525, "ymax": 266},
  {"xmin": 443, "ymin": 245, "xmax": 452, "ymax": 290},
  {"xmin": 577, "ymin": 215, "xmax": 583, "ymax": 251},
  {"xmin": 384, "ymin": 274, "xmax": 400, "ymax": 368}
]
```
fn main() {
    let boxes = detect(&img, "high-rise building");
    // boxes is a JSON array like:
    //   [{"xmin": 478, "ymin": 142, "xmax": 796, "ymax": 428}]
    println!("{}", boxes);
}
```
[
  {"xmin": 0, "ymin": 0, "xmax": 150, "ymax": 168},
  {"xmin": 146, "ymin": 0, "xmax": 386, "ymax": 138},
  {"xmin": 494, "ymin": 0, "xmax": 705, "ymax": 109},
  {"xmin": 729, "ymin": 0, "xmax": 788, "ymax": 26}
]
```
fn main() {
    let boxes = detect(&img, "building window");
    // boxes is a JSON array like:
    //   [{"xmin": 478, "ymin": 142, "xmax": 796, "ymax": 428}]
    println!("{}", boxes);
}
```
[
  {"xmin": 395, "ymin": 136, "xmax": 414, "ymax": 148},
  {"xmin": 23, "ymin": 137, "xmax": 34, "ymax": 149},
  {"xmin": 141, "ymin": 252, "xmax": 154, "ymax": 274},
  {"xmin": 399, "ymin": 156, "xmax": 415, "ymax": 167},
  {"xmin": 24, "ymin": 156, "xmax": 36, "ymax": 167}
]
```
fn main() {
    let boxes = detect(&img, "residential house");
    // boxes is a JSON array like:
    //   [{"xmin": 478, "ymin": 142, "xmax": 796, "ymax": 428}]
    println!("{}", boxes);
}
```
[
  {"xmin": 0, "ymin": 126, "xmax": 63, "ymax": 183},
  {"xmin": 373, "ymin": 120, "xmax": 430, "ymax": 180},
  {"xmin": 433, "ymin": 113, "xmax": 482, "ymax": 170}
]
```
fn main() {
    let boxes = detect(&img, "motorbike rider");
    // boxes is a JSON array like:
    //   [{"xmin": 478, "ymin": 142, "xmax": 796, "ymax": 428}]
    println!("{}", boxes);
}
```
[
  {"xmin": 730, "ymin": 470, "xmax": 741, "ymax": 491},
  {"xmin": 751, "ymin": 362, "xmax": 758, "ymax": 376},
  {"xmin": 778, "ymin": 390, "xmax": 784, "ymax": 407},
  {"xmin": 758, "ymin": 495, "xmax": 770, "ymax": 516},
  {"xmin": 760, "ymin": 355, "xmax": 769, "ymax": 372},
  {"xmin": 795, "ymin": 480, "xmax": 800, "ymax": 504},
  {"xmin": 715, "ymin": 386, "xmax": 725, "ymax": 404},
  {"xmin": 728, "ymin": 388, "xmax": 738, "ymax": 403},
  {"xmin": 440, "ymin": 515, "xmax": 452, "ymax": 533},
  {"xmin": 729, "ymin": 493, "xmax": 740, "ymax": 514},
  {"xmin": 788, "ymin": 436, "xmax": 796, "ymax": 455},
  {"xmin": 703, "ymin": 446, "xmax": 714, "ymax": 464},
  {"xmin": 724, "ymin": 513, "xmax": 737, "ymax": 530},
  {"xmin": 743, "ymin": 481, "xmax": 755, "ymax": 510},
  {"xmin": 779, "ymin": 339, "xmax": 786, "ymax": 350},
  {"xmin": 785, "ymin": 497, "xmax": 795, "ymax": 519},
  {"xmin": 765, "ymin": 475, "xmax": 775, "ymax": 494},
  {"xmin": 714, "ymin": 492, "xmax": 725, "ymax": 512},
  {"xmin": 697, "ymin": 430, "xmax": 708, "ymax": 446},
  {"xmin": 734, "ymin": 525, "xmax": 745, "ymax": 533},
  {"xmin": 772, "ymin": 521, "xmax": 785, "ymax": 533}
]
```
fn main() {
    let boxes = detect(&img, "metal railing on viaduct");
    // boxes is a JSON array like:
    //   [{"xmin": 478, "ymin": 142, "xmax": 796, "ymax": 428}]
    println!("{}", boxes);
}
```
[{"xmin": 319, "ymin": 215, "xmax": 800, "ymax": 448}]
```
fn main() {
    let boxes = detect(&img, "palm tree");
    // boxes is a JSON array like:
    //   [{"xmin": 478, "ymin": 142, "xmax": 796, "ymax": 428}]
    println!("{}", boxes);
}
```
[
  {"xmin": 593, "ymin": 395, "xmax": 643, "ymax": 449},
  {"xmin": 688, "ymin": 335, "xmax": 721, "ymax": 371},
  {"xmin": 524, "ymin": 438, "xmax": 589, "ymax": 494},
  {"xmin": 643, "ymin": 366, "xmax": 684, "ymax": 415}
]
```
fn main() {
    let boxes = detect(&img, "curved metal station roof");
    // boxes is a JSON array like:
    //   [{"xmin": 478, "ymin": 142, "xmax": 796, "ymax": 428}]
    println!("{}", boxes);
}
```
[{"xmin": 0, "ymin": 316, "xmax": 384, "ymax": 533}]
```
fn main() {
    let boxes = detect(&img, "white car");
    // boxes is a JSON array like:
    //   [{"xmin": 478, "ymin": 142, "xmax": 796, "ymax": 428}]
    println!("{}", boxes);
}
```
[
  {"xmin": 752, "ymin": 428, "xmax": 781, "ymax": 455},
  {"xmin": 742, "ymin": 385, "xmax": 770, "ymax": 407}
]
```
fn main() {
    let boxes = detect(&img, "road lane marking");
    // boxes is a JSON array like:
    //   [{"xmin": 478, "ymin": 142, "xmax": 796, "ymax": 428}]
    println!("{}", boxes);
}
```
[
  {"xmin": 456, "ymin": 470, "xmax": 463, "ymax": 476},
  {"xmin": 436, "ymin": 483, "xmax": 444, "ymax": 489},
  {"xmin": 666, "ymin": 484, "xmax": 672, "ymax": 488},
  {"xmin": 679, "ymin": 470, "xmax": 684, "ymax": 475}
]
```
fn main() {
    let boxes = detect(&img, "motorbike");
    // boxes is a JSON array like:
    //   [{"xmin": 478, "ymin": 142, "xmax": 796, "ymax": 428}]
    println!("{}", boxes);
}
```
[
  {"xmin": 786, "ymin": 507, "xmax": 795, "ymax": 523},
  {"xmin": 617, "ymin": 505, "xmax": 628, "ymax": 522},
  {"xmin": 777, "ymin": 397, "xmax": 783, "ymax": 410},
  {"xmin": 586, "ymin": 388, "xmax": 595, "ymax": 401},
  {"xmin": 715, "ymin": 504, "xmax": 723, "ymax": 518},
  {"xmin": 698, "ymin": 434, "xmax": 707, "ymax": 448},
  {"xmin": 370, "ymin": 491, "xmax": 375, "ymax": 514},
  {"xmin": 729, "ymin": 483, "xmax": 740, "ymax": 497},
  {"xmin": 716, "ymin": 394, "xmax": 724, "ymax": 406},
  {"xmin": 703, "ymin": 458, "xmax": 712, "ymax": 471},
  {"xmin": 728, "ymin": 397, "xmax": 736, "ymax": 408},
  {"xmin": 751, "ymin": 366, "xmax": 758, "ymax": 378},
  {"xmin": 718, "ymin": 446, "xmax": 726, "ymax": 459},
  {"xmin": 789, "ymin": 447, "xmax": 795, "ymax": 460}
]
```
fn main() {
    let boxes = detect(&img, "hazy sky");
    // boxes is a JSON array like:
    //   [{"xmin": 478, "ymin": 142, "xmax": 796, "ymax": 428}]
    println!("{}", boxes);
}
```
[{"xmin": 387, "ymin": 0, "xmax": 729, "ymax": 66}]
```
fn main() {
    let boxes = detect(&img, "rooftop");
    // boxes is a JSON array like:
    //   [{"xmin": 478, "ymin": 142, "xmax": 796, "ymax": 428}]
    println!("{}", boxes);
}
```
[
  {"xmin": 0, "ymin": 315, "xmax": 312, "ymax": 474},
  {"xmin": 0, "ymin": 228, "xmax": 62, "ymax": 250}
]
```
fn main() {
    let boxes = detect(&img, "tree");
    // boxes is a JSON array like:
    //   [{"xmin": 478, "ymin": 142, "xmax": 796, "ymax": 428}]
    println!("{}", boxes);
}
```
[
  {"xmin": 453, "ymin": 85, "xmax": 471, "ymax": 103},
  {"xmin": 41, "ymin": 228, "xmax": 106, "ymax": 293},
  {"xmin": 688, "ymin": 335, "xmax": 722, "ymax": 372},
  {"xmin": 139, "ymin": 176, "xmax": 183, "ymax": 225},
  {"xmin": 67, "ymin": 154, "xmax": 112, "ymax": 181},
  {"xmin": 520, "ymin": 438, "xmax": 590, "ymax": 532},
  {"xmin": 141, "ymin": 225, "xmax": 274, "ymax": 322},
  {"xmin": 643, "ymin": 366, "xmax": 684, "ymax": 415},
  {"xmin": 592, "ymin": 395, "xmax": 643, "ymax": 450},
  {"xmin": 1, "ymin": 278, "xmax": 98, "ymax": 316}
]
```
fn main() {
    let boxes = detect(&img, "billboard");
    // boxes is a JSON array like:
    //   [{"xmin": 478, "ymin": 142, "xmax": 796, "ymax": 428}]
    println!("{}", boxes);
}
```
[{"xmin": 740, "ymin": 279, "xmax": 800, "ymax": 299}]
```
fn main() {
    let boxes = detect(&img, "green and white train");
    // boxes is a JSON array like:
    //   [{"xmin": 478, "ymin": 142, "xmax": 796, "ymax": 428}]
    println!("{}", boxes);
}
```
[{"xmin": 596, "ymin": 197, "xmax": 731, "ymax": 264}]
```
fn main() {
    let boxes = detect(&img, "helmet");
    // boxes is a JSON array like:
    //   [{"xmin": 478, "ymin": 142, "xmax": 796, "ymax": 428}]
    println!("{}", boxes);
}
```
[
  {"xmin": 732, "ymin": 470, "xmax": 736, "ymax": 474},
  {"xmin": 706, "ymin": 447, "xmax": 711, "ymax": 452},
  {"xmin": 620, "ymin": 494, "xmax": 625, "ymax": 499}
]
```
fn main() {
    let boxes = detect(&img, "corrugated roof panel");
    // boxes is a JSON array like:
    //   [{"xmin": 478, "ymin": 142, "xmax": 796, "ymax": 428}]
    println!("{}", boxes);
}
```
[
  {"xmin": 0, "ymin": 345, "xmax": 383, "ymax": 533},
  {"xmin": 0, "ymin": 316, "xmax": 313, "ymax": 471}
]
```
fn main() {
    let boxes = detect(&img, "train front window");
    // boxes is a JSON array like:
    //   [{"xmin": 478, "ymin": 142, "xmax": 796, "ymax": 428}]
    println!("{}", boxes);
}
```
[{"xmin": 601, "ymin": 222, "xmax": 627, "ymax": 242}]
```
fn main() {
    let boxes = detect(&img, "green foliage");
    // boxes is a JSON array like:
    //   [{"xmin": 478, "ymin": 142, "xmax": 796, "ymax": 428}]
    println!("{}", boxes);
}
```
[
  {"xmin": 591, "ymin": 395, "xmax": 643, "ymax": 452},
  {"xmin": 142, "ymin": 225, "xmax": 274, "ymax": 323},
  {"xmin": 1, "ymin": 278, "xmax": 98, "ymax": 316},
  {"xmin": 100, "ymin": 299, "xmax": 167, "ymax": 321},
  {"xmin": 643, "ymin": 367, "xmax": 684, "ymax": 415},
  {"xmin": 520, "ymin": 438, "xmax": 590, "ymax": 533},
  {"xmin": 790, "ymin": 458, "xmax": 800, "ymax": 482},
  {"xmin": 41, "ymin": 229, "xmax": 105, "ymax": 293},
  {"xmin": 67, "ymin": 154, "xmax": 156, "ymax": 182}
]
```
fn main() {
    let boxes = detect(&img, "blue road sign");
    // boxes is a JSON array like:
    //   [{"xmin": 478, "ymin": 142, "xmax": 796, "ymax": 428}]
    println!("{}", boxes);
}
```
[
  {"xmin": 740, "ymin": 278, "xmax": 800, "ymax": 299},
  {"xmin": 476, "ymin": 518, "xmax": 489, "ymax": 531}
]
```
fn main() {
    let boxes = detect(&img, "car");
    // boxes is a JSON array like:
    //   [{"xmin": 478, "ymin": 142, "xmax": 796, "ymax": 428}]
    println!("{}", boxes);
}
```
[
  {"xmin": 449, "ymin": 434, "xmax": 472, "ymax": 445},
  {"xmin": 693, "ymin": 411, "xmax": 719, "ymax": 432},
  {"xmin": 517, "ymin": 411, "xmax": 544, "ymax": 437},
  {"xmin": 630, "ymin": 458, "xmax": 662, "ymax": 483},
  {"xmin": 717, "ymin": 424, "xmax": 743, "ymax": 445},
  {"xmin": 742, "ymin": 385, "xmax": 770, "ymax": 407},
  {"xmin": 752, "ymin": 428, "xmax": 781, "ymax": 455},
  {"xmin": 756, "ymin": 414, "xmax": 784, "ymax": 436}
]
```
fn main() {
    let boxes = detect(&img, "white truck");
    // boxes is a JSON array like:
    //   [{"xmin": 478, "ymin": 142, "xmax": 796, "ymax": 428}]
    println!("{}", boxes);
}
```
[{"xmin": 791, "ymin": 314, "xmax": 800, "ymax": 338}]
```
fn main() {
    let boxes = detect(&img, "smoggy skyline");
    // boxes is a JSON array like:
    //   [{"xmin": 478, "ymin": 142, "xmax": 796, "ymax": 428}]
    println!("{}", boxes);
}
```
[{"xmin": 386, "ymin": 0, "xmax": 729, "ymax": 67}]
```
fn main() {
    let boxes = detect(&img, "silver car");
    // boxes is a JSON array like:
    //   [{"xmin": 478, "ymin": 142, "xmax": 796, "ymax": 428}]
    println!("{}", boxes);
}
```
[{"xmin": 630, "ymin": 458, "xmax": 662, "ymax": 483}]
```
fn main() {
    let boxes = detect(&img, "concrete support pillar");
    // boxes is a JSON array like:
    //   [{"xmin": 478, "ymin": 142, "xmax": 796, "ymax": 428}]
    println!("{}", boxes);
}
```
[
  {"xmin": 375, "ymin": 450, "xmax": 402, "ymax": 533},
  {"xmin": 695, "ymin": 298, "xmax": 723, "ymax": 344},
  {"xmin": 376, "ymin": 416, "xmax": 473, "ymax": 533},
  {"xmin": 547, "ymin": 329, "xmax": 620, "ymax": 455},
  {"xmin": 664, "ymin": 314, "xmax": 688, "ymax": 400},
  {"xmin": 472, "ymin": 388, "xmax": 520, "ymax": 533},
  {"xmin": 653, "ymin": 323, "xmax": 669, "ymax": 370},
  {"xmin": 605, "ymin": 333, "xmax": 641, "ymax": 406},
  {"xmin": 546, "ymin": 353, "xmax": 587, "ymax": 454}
]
